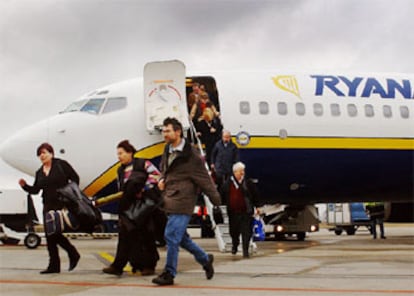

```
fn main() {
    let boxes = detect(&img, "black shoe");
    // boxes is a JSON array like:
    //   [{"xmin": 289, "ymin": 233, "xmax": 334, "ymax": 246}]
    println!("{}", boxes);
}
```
[
  {"xmin": 231, "ymin": 246, "xmax": 237, "ymax": 255},
  {"xmin": 243, "ymin": 253, "xmax": 250, "ymax": 259},
  {"xmin": 40, "ymin": 268, "xmax": 60, "ymax": 274},
  {"xmin": 203, "ymin": 254, "xmax": 214, "ymax": 280},
  {"xmin": 152, "ymin": 271, "xmax": 174, "ymax": 286},
  {"xmin": 381, "ymin": 236, "xmax": 386, "ymax": 239},
  {"xmin": 102, "ymin": 265, "xmax": 123, "ymax": 276},
  {"xmin": 69, "ymin": 252, "xmax": 80, "ymax": 271}
]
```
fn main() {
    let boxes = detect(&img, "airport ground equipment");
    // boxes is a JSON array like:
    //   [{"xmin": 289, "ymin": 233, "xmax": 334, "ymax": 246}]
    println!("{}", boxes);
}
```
[
  {"xmin": 326, "ymin": 202, "xmax": 371, "ymax": 235},
  {"xmin": 0, "ymin": 189, "xmax": 43, "ymax": 248},
  {"xmin": 0, "ymin": 189, "xmax": 119, "ymax": 249},
  {"xmin": 261, "ymin": 204, "xmax": 320, "ymax": 241},
  {"xmin": 0, "ymin": 223, "xmax": 42, "ymax": 248}
]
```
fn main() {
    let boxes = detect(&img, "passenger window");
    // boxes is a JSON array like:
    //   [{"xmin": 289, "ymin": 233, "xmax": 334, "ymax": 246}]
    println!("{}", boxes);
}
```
[
  {"xmin": 80, "ymin": 98, "xmax": 105, "ymax": 114},
  {"xmin": 364, "ymin": 104, "xmax": 374, "ymax": 117},
  {"xmin": 103, "ymin": 97, "xmax": 127, "ymax": 114},
  {"xmin": 295, "ymin": 102, "xmax": 305, "ymax": 116},
  {"xmin": 347, "ymin": 104, "xmax": 358, "ymax": 117},
  {"xmin": 277, "ymin": 102, "xmax": 288, "ymax": 115},
  {"xmin": 330, "ymin": 104, "xmax": 340, "ymax": 116},
  {"xmin": 400, "ymin": 106, "xmax": 409, "ymax": 119},
  {"xmin": 383, "ymin": 105, "xmax": 392, "ymax": 118},
  {"xmin": 259, "ymin": 101, "xmax": 269, "ymax": 115},
  {"xmin": 240, "ymin": 101, "xmax": 250, "ymax": 114},
  {"xmin": 313, "ymin": 103, "xmax": 323, "ymax": 116}
]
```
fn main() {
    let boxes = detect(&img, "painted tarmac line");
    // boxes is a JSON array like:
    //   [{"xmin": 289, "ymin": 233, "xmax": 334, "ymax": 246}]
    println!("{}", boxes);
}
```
[
  {"xmin": 0, "ymin": 280, "xmax": 413, "ymax": 294},
  {"xmin": 98, "ymin": 251, "xmax": 133, "ymax": 273}
]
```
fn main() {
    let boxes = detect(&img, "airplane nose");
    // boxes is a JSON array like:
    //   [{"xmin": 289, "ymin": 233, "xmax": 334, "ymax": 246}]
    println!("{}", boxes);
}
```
[{"xmin": 0, "ymin": 119, "xmax": 49, "ymax": 176}]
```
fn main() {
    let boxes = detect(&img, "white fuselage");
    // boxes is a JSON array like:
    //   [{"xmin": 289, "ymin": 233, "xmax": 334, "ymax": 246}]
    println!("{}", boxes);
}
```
[{"xmin": 1, "ymin": 70, "xmax": 413, "ymax": 204}]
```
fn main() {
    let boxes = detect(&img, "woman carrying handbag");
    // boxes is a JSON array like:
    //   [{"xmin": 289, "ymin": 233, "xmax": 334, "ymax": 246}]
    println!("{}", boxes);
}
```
[
  {"xmin": 19, "ymin": 143, "xmax": 81, "ymax": 274},
  {"xmin": 102, "ymin": 140, "xmax": 161, "ymax": 276}
]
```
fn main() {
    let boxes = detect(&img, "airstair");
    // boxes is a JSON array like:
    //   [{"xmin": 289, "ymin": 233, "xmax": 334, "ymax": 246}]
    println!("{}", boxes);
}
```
[
  {"xmin": 143, "ymin": 60, "xmax": 255, "ymax": 253},
  {"xmin": 188, "ymin": 120, "xmax": 256, "ymax": 254}
]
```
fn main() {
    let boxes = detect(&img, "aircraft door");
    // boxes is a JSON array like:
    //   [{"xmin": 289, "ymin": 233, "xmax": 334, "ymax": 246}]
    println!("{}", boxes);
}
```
[{"xmin": 143, "ymin": 60, "xmax": 189, "ymax": 133}]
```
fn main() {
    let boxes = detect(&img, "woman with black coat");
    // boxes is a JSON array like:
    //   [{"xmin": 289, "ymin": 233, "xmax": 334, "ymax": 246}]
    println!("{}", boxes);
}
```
[
  {"xmin": 102, "ymin": 140, "xmax": 160, "ymax": 276},
  {"xmin": 19, "ymin": 143, "xmax": 80, "ymax": 274},
  {"xmin": 195, "ymin": 107, "xmax": 222, "ymax": 165}
]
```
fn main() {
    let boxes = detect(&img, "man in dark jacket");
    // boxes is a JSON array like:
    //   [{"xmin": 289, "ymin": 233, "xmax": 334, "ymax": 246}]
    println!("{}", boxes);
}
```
[
  {"xmin": 211, "ymin": 130, "xmax": 239, "ymax": 189},
  {"xmin": 152, "ymin": 117, "xmax": 221, "ymax": 286},
  {"xmin": 365, "ymin": 202, "xmax": 386, "ymax": 239},
  {"xmin": 220, "ymin": 162, "xmax": 259, "ymax": 258}
]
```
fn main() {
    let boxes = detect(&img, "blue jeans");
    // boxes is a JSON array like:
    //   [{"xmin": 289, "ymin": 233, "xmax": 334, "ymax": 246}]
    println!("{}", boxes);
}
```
[{"xmin": 164, "ymin": 214, "xmax": 209, "ymax": 277}]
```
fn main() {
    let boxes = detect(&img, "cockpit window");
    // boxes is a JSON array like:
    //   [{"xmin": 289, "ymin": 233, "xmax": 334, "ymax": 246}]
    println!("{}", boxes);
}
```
[
  {"xmin": 102, "ymin": 97, "xmax": 127, "ymax": 114},
  {"xmin": 62, "ymin": 97, "xmax": 125, "ymax": 115},
  {"xmin": 80, "ymin": 98, "xmax": 105, "ymax": 114},
  {"xmin": 62, "ymin": 99, "xmax": 87, "ymax": 113}
]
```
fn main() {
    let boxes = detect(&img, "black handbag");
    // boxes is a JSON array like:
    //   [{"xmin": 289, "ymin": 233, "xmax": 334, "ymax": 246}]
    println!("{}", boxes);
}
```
[
  {"xmin": 124, "ymin": 197, "xmax": 157, "ymax": 228},
  {"xmin": 56, "ymin": 161, "xmax": 102, "ymax": 232},
  {"xmin": 57, "ymin": 181, "xmax": 102, "ymax": 233}
]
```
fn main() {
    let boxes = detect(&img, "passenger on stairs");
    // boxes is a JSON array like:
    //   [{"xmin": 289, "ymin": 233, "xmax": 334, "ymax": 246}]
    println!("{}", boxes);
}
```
[
  {"xmin": 220, "ymin": 162, "xmax": 259, "ymax": 258},
  {"xmin": 195, "ymin": 108, "xmax": 222, "ymax": 165}
]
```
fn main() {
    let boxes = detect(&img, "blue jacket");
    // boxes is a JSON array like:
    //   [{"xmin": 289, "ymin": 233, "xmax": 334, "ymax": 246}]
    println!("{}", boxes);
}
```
[{"xmin": 211, "ymin": 140, "xmax": 239, "ymax": 176}]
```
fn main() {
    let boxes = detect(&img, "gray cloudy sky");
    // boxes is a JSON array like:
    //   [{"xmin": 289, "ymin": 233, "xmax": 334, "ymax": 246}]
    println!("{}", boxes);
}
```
[{"xmin": 1, "ymin": 0, "xmax": 413, "ymax": 186}]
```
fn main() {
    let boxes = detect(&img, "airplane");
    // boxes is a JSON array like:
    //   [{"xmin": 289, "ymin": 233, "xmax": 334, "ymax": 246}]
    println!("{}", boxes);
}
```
[{"xmin": 1, "ymin": 60, "xmax": 413, "ymax": 223}]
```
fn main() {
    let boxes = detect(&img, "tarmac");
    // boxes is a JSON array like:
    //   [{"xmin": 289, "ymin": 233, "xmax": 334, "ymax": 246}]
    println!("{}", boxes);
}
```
[{"xmin": 0, "ymin": 224, "xmax": 413, "ymax": 296}]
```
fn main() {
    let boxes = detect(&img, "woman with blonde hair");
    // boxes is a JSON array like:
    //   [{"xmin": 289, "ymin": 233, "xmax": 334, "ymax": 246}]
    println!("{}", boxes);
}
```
[
  {"xmin": 196, "ymin": 108, "xmax": 222, "ymax": 165},
  {"xmin": 190, "ymin": 92, "xmax": 219, "ymax": 121}
]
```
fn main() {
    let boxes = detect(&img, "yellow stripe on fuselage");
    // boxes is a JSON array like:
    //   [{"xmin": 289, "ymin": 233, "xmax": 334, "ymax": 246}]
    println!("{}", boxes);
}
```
[
  {"xmin": 84, "ymin": 136, "xmax": 413, "ymax": 197},
  {"xmin": 84, "ymin": 142, "xmax": 165, "ymax": 197},
  {"xmin": 235, "ymin": 136, "xmax": 414, "ymax": 150}
]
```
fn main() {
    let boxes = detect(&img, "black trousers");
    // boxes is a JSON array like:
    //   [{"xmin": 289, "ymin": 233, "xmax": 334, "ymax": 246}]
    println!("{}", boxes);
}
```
[
  {"xmin": 228, "ymin": 212, "xmax": 253, "ymax": 256},
  {"xmin": 43, "ymin": 209, "xmax": 78, "ymax": 270},
  {"xmin": 215, "ymin": 173, "xmax": 230, "ymax": 192},
  {"xmin": 371, "ymin": 217, "xmax": 385, "ymax": 238},
  {"xmin": 112, "ymin": 217, "xmax": 159, "ymax": 272},
  {"xmin": 46, "ymin": 233, "xmax": 78, "ymax": 270}
]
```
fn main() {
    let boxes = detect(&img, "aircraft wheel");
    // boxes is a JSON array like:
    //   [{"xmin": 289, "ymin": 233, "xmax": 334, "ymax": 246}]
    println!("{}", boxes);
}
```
[{"xmin": 24, "ymin": 233, "xmax": 41, "ymax": 249}]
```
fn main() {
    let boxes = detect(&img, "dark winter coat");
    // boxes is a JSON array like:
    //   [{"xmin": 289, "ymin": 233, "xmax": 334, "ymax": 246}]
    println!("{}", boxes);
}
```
[
  {"xmin": 211, "ymin": 140, "xmax": 239, "ymax": 176},
  {"xmin": 160, "ymin": 139, "xmax": 221, "ymax": 215},
  {"xmin": 117, "ymin": 158, "xmax": 148, "ymax": 213},
  {"xmin": 220, "ymin": 176, "xmax": 259, "ymax": 216},
  {"xmin": 365, "ymin": 204, "xmax": 385, "ymax": 219},
  {"xmin": 22, "ymin": 158, "xmax": 79, "ymax": 212}
]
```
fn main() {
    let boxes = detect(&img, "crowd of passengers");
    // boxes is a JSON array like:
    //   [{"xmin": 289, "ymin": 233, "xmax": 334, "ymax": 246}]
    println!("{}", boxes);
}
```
[{"xmin": 187, "ymin": 82, "xmax": 223, "ymax": 165}]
